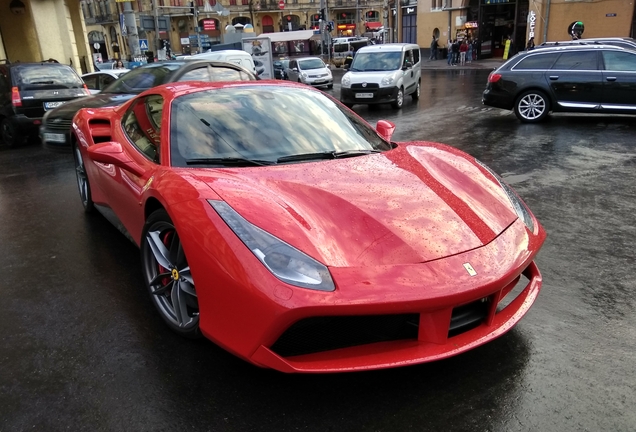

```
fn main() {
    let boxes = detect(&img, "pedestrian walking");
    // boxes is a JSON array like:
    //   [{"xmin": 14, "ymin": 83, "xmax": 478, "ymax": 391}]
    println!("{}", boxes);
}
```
[
  {"xmin": 466, "ymin": 39, "xmax": 473, "ymax": 63},
  {"xmin": 429, "ymin": 36, "xmax": 438, "ymax": 60},
  {"xmin": 451, "ymin": 40, "xmax": 460, "ymax": 65},
  {"xmin": 113, "ymin": 59, "xmax": 125, "ymax": 69},
  {"xmin": 447, "ymin": 40, "xmax": 453, "ymax": 65},
  {"xmin": 459, "ymin": 40, "xmax": 468, "ymax": 65}
]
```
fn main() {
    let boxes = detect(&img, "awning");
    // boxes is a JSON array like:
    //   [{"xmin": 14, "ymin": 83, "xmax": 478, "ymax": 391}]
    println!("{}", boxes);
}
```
[
  {"xmin": 257, "ymin": 30, "xmax": 317, "ymax": 42},
  {"xmin": 366, "ymin": 22, "xmax": 382, "ymax": 30}
]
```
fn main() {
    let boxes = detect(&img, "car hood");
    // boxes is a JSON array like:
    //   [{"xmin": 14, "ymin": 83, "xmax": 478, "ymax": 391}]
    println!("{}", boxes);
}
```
[
  {"xmin": 347, "ymin": 70, "xmax": 398, "ymax": 83},
  {"xmin": 304, "ymin": 67, "xmax": 331, "ymax": 75},
  {"xmin": 46, "ymin": 92, "xmax": 135, "ymax": 120},
  {"xmin": 192, "ymin": 143, "xmax": 519, "ymax": 267}
]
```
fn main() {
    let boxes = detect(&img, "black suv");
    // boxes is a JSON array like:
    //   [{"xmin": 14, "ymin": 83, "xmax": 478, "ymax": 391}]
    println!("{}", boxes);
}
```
[
  {"xmin": 483, "ymin": 45, "xmax": 636, "ymax": 122},
  {"xmin": 40, "ymin": 60, "xmax": 256, "ymax": 151},
  {"xmin": 0, "ymin": 61, "xmax": 89, "ymax": 146}
]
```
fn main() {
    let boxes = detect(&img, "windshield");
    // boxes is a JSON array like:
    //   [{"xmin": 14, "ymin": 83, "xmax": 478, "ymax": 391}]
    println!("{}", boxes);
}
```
[
  {"xmin": 298, "ymin": 59, "xmax": 325, "ymax": 70},
  {"xmin": 350, "ymin": 52, "xmax": 402, "ymax": 72},
  {"xmin": 101, "ymin": 63, "xmax": 182, "ymax": 94},
  {"xmin": 170, "ymin": 86, "xmax": 391, "ymax": 167},
  {"xmin": 15, "ymin": 65, "xmax": 83, "ymax": 89}
]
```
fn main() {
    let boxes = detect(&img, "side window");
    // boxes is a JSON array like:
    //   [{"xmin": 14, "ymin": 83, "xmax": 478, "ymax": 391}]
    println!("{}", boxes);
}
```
[
  {"xmin": 403, "ymin": 50, "xmax": 414, "ymax": 67},
  {"xmin": 290, "ymin": 60, "xmax": 297, "ymax": 70},
  {"xmin": 83, "ymin": 75, "xmax": 99, "ymax": 90},
  {"xmin": 121, "ymin": 94, "xmax": 164, "ymax": 163},
  {"xmin": 513, "ymin": 53, "xmax": 560, "ymax": 70},
  {"xmin": 178, "ymin": 67, "xmax": 209, "ymax": 82},
  {"xmin": 100, "ymin": 74, "xmax": 116, "ymax": 88},
  {"xmin": 412, "ymin": 48, "xmax": 420, "ymax": 64},
  {"xmin": 602, "ymin": 51, "xmax": 636, "ymax": 71},
  {"xmin": 552, "ymin": 51, "xmax": 599, "ymax": 70}
]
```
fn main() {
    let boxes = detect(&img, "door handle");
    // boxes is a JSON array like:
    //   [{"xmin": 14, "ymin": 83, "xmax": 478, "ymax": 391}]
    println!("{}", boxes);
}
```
[
  {"xmin": 549, "ymin": 75, "xmax": 559, "ymax": 80},
  {"xmin": 606, "ymin": 77, "xmax": 617, "ymax": 82}
]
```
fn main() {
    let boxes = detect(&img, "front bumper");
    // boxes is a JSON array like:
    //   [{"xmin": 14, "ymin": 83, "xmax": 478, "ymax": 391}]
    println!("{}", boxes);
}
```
[
  {"xmin": 190, "ymin": 203, "xmax": 546, "ymax": 373},
  {"xmin": 304, "ymin": 77, "xmax": 333, "ymax": 87},
  {"xmin": 341, "ymin": 86, "xmax": 399, "ymax": 105},
  {"xmin": 39, "ymin": 119, "xmax": 73, "ymax": 152}
]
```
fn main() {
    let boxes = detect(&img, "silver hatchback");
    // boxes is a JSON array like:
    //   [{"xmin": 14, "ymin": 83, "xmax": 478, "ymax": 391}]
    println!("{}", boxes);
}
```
[{"xmin": 287, "ymin": 57, "xmax": 333, "ymax": 89}]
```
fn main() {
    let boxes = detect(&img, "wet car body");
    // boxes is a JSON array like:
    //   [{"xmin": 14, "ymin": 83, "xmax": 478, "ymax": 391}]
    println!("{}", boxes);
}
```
[{"xmin": 72, "ymin": 81, "xmax": 546, "ymax": 373}]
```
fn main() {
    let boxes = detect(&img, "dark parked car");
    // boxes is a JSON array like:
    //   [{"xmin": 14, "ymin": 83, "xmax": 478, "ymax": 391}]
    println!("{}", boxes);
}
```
[
  {"xmin": 482, "ymin": 45, "xmax": 636, "ymax": 122},
  {"xmin": 41, "ymin": 60, "xmax": 256, "ymax": 150},
  {"xmin": 273, "ymin": 59, "xmax": 290, "ymax": 79},
  {"xmin": 0, "ymin": 61, "xmax": 89, "ymax": 147}
]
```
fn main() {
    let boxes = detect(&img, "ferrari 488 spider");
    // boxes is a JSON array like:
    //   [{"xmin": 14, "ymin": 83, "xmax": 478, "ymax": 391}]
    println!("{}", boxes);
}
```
[{"xmin": 72, "ymin": 81, "xmax": 546, "ymax": 373}]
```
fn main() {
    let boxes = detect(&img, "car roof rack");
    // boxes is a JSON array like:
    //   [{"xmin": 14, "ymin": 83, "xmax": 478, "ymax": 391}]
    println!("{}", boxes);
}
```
[{"xmin": 540, "ymin": 40, "xmax": 602, "ymax": 46}]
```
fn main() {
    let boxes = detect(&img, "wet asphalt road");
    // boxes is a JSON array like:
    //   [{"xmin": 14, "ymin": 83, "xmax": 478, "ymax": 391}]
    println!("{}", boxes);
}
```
[{"xmin": 1, "ymin": 70, "xmax": 635, "ymax": 431}]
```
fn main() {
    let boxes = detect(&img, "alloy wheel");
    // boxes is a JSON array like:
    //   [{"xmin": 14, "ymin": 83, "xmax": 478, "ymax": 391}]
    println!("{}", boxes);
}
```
[
  {"xmin": 143, "ymin": 220, "xmax": 199, "ymax": 332},
  {"xmin": 73, "ymin": 145, "xmax": 94, "ymax": 212},
  {"xmin": 517, "ymin": 93, "xmax": 546, "ymax": 121}
]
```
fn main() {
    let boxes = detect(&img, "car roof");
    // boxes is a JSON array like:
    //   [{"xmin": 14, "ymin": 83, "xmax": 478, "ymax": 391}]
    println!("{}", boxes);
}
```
[
  {"xmin": 358, "ymin": 43, "xmax": 419, "ymax": 53},
  {"xmin": 146, "ymin": 80, "xmax": 318, "ymax": 100},
  {"xmin": 530, "ymin": 44, "xmax": 631, "ymax": 52},
  {"xmin": 293, "ymin": 56, "xmax": 324, "ymax": 61}
]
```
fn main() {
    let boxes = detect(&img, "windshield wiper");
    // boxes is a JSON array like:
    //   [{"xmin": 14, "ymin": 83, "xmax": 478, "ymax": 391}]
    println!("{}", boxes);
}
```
[
  {"xmin": 333, "ymin": 149, "xmax": 382, "ymax": 158},
  {"xmin": 277, "ymin": 150, "xmax": 381, "ymax": 163},
  {"xmin": 185, "ymin": 157, "xmax": 275, "ymax": 167},
  {"xmin": 277, "ymin": 152, "xmax": 336, "ymax": 163}
]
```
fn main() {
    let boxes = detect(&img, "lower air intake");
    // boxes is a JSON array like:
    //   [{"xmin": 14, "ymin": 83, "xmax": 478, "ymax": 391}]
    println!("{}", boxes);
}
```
[{"xmin": 448, "ymin": 299, "xmax": 489, "ymax": 337}]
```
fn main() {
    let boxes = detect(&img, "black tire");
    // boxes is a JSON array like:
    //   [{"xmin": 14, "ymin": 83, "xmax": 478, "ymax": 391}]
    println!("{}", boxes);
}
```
[
  {"xmin": 72, "ymin": 142, "xmax": 95, "ymax": 213},
  {"xmin": 514, "ymin": 90, "xmax": 550, "ymax": 123},
  {"xmin": 1, "ymin": 118, "xmax": 23, "ymax": 147},
  {"xmin": 391, "ymin": 87, "xmax": 404, "ymax": 109},
  {"xmin": 343, "ymin": 103, "xmax": 354, "ymax": 109},
  {"xmin": 412, "ymin": 80, "xmax": 421, "ymax": 100},
  {"xmin": 327, "ymin": 84, "xmax": 333, "ymax": 89},
  {"xmin": 142, "ymin": 209, "xmax": 201, "ymax": 338}
]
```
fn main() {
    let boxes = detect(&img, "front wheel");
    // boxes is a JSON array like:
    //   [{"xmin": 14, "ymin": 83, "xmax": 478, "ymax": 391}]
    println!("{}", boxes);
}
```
[
  {"xmin": 391, "ymin": 87, "xmax": 404, "ymax": 109},
  {"xmin": 412, "ymin": 81, "xmax": 421, "ymax": 100},
  {"xmin": 514, "ymin": 90, "xmax": 550, "ymax": 123},
  {"xmin": 327, "ymin": 84, "xmax": 333, "ymax": 89},
  {"xmin": 141, "ymin": 209, "xmax": 201, "ymax": 338},
  {"xmin": 73, "ymin": 143, "xmax": 94, "ymax": 213}
]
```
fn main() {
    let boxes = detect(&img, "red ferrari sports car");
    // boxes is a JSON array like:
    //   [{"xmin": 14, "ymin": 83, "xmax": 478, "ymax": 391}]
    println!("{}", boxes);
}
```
[{"xmin": 72, "ymin": 81, "xmax": 546, "ymax": 373}]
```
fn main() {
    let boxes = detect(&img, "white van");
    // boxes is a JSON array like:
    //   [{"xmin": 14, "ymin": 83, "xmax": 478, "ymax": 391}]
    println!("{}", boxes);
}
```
[
  {"xmin": 340, "ymin": 43, "xmax": 421, "ymax": 109},
  {"xmin": 186, "ymin": 50, "xmax": 258, "ymax": 75}
]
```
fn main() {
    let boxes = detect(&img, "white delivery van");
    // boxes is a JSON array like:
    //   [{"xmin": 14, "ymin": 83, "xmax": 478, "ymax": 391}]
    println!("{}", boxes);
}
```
[
  {"xmin": 339, "ymin": 43, "xmax": 421, "ymax": 109},
  {"xmin": 186, "ymin": 50, "xmax": 258, "ymax": 75}
]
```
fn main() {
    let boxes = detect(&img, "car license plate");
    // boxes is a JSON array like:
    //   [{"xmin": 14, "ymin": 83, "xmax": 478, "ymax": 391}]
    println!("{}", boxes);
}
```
[
  {"xmin": 44, "ymin": 101, "xmax": 66, "ymax": 110},
  {"xmin": 43, "ymin": 133, "xmax": 66, "ymax": 143},
  {"xmin": 355, "ymin": 93, "xmax": 374, "ymax": 99}
]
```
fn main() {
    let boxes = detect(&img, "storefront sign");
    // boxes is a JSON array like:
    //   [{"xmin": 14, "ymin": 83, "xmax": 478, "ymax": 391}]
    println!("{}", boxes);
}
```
[
  {"xmin": 465, "ymin": 21, "xmax": 478, "ymax": 29},
  {"xmin": 203, "ymin": 19, "xmax": 216, "ymax": 30},
  {"xmin": 405, "ymin": 7, "xmax": 415, "ymax": 14},
  {"xmin": 337, "ymin": 24, "xmax": 356, "ymax": 30},
  {"xmin": 528, "ymin": 10, "xmax": 536, "ymax": 39},
  {"xmin": 180, "ymin": 37, "xmax": 190, "ymax": 45}
]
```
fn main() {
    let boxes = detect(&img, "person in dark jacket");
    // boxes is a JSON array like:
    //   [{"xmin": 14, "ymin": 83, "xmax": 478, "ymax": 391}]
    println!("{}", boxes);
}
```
[{"xmin": 429, "ymin": 37, "xmax": 438, "ymax": 60}]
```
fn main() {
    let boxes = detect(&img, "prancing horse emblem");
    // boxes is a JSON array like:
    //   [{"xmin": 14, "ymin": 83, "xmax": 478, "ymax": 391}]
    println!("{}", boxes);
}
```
[{"xmin": 463, "ymin": 263, "xmax": 477, "ymax": 276}]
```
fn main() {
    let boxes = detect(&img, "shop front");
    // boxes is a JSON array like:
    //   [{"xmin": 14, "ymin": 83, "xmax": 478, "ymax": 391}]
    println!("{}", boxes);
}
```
[
  {"xmin": 401, "ymin": 6, "xmax": 416, "ymax": 44},
  {"xmin": 472, "ymin": 0, "xmax": 528, "ymax": 59}
]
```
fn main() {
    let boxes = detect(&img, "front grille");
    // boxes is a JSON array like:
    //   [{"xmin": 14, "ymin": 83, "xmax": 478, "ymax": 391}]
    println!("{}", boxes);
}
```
[
  {"xmin": 271, "ymin": 314, "xmax": 420, "ymax": 357},
  {"xmin": 45, "ymin": 118, "xmax": 72, "ymax": 132},
  {"xmin": 352, "ymin": 83, "xmax": 379, "ymax": 89},
  {"xmin": 448, "ymin": 299, "xmax": 489, "ymax": 337}
]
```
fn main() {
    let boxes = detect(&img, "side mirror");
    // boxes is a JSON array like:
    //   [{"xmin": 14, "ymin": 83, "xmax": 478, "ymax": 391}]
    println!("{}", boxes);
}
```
[
  {"xmin": 292, "ymin": 67, "xmax": 298, "ymax": 72},
  {"xmin": 87, "ymin": 142, "xmax": 145, "ymax": 177},
  {"xmin": 376, "ymin": 120, "xmax": 396, "ymax": 142}
]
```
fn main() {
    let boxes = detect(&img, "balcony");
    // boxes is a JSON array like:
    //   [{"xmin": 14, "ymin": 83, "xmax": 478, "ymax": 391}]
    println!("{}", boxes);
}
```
[
  {"xmin": 84, "ymin": 13, "xmax": 119, "ymax": 24},
  {"xmin": 332, "ymin": 0, "xmax": 381, "ymax": 8}
]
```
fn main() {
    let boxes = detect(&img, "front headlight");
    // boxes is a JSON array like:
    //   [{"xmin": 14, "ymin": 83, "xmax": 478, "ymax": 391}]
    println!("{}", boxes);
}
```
[
  {"xmin": 381, "ymin": 74, "xmax": 395, "ymax": 86},
  {"xmin": 341, "ymin": 73, "xmax": 351, "ymax": 87},
  {"xmin": 474, "ymin": 159, "xmax": 535, "ymax": 232},
  {"xmin": 209, "ymin": 200, "xmax": 335, "ymax": 292}
]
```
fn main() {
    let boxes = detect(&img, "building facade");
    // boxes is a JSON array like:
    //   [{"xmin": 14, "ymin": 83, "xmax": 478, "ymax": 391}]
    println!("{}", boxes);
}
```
[{"xmin": 417, "ymin": 0, "xmax": 635, "ymax": 59}]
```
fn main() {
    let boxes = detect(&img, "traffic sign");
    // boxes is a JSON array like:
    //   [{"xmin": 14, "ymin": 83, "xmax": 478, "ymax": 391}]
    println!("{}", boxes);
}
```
[
  {"xmin": 139, "ymin": 39, "xmax": 149, "ymax": 50},
  {"xmin": 278, "ymin": 0, "xmax": 284, "ymax": 9}
]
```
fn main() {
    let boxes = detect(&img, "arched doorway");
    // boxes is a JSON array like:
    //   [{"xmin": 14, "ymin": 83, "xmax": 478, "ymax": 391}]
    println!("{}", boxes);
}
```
[
  {"xmin": 262, "ymin": 15, "xmax": 274, "ymax": 33},
  {"xmin": 282, "ymin": 15, "xmax": 300, "ymax": 32},
  {"xmin": 88, "ymin": 31, "xmax": 108, "ymax": 63},
  {"xmin": 232, "ymin": 17, "xmax": 252, "ymax": 26},
  {"xmin": 109, "ymin": 26, "xmax": 122, "ymax": 60}
]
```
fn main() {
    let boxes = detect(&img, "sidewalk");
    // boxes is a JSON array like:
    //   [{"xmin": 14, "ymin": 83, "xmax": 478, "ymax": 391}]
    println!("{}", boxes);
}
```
[{"xmin": 420, "ymin": 58, "xmax": 505, "ymax": 70}]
